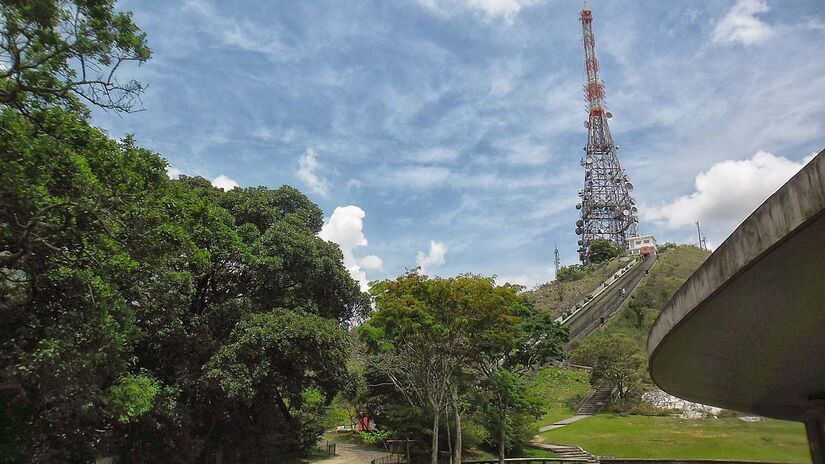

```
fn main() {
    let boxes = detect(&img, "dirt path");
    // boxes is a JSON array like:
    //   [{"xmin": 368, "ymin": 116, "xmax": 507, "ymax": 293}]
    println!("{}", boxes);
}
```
[{"xmin": 315, "ymin": 441, "xmax": 393, "ymax": 464}]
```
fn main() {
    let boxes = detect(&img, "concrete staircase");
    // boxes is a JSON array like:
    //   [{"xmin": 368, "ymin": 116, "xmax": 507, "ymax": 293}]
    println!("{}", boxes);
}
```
[
  {"xmin": 531, "ymin": 443, "xmax": 598, "ymax": 463},
  {"xmin": 576, "ymin": 384, "xmax": 612, "ymax": 415}
]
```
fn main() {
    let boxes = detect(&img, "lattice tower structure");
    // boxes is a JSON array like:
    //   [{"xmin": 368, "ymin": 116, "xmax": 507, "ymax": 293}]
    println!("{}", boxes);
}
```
[{"xmin": 575, "ymin": 4, "xmax": 638, "ymax": 263}]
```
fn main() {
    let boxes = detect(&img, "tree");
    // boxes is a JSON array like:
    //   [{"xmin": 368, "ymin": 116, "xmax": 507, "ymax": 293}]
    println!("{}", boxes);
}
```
[
  {"xmin": 205, "ymin": 310, "xmax": 351, "ymax": 450},
  {"xmin": 578, "ymin": 334, "xmax": 646, "ymax": 404},
  {"xmin": 627, "ymin": 297, "xmax": 646, "ymax": 329},
  {"xmin": 472, "ymin": 309, "xmax": 567, "ymax": 464},
  {"xmin": 587, "ymin": 238, "xmax": 621, "ymax": 264},
  {"xmin": 0, "ymin": 106, "xmax": 174, "ymax": 461},
  {"xmin": 360, "ymin": 272, "xmax": 521, "ymax": 464},
  {"xmin": 0, "ymin": 0, "xmax": 151, "ymax": 113},
  {"xmin": 555, "ymin": 263, "xmax": 588, "ymax": 282},
  {"xmin": 0, "ymin": 104, "xmax": 368, "ymax": 461}
]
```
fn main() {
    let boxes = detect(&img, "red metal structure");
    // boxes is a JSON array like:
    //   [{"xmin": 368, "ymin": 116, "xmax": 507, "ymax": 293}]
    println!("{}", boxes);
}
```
[{"xmin": 575, "ymin": 3, "xmax": 639, "ymax": 263}]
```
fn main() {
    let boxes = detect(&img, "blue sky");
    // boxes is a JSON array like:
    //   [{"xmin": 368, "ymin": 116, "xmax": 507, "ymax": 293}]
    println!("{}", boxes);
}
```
[{"xmin": 93, "ymin": 0, "xmax": 825, "ymax": 288}]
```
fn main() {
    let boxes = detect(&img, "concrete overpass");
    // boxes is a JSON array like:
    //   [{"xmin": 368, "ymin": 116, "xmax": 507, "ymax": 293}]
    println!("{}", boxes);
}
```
[{"xmin": 648, "ymin": 149, "xmax": 825, "ymax": 463}]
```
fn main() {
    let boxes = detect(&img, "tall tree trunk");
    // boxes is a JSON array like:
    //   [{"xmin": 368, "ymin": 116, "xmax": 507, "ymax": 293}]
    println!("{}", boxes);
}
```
[
  {"xmin": 445, "ymin": 403, "xmax": 453, "ymax": 464},
  {"xmin": 452, "ymin": 386, "xmax": 462, "ymax": 464},
  {"xmin": 431, "ymin": 410, "xmax": 440, "ymax": 464},
  {"xmin": 498, "ymin": 403, "xmax": 507, "ymax": 464}
]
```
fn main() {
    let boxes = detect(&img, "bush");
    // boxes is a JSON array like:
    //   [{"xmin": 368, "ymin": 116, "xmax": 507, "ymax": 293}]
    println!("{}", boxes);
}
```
[
  {"xmin": 658, "ymin": 242, "xmax": 677, "ymax": 253},
  {"xmin": 588, "ymin": 239, "xmax": 621, "ymax": 264},
  {"xmin": 556, "ymin": 264, "xmax": 589, "ymax": 282},
  {"xmin": 359, "ymin": 429, "xmax": 392, "ymax": 445},
  {"xmin": 461, "ymin": 419, "xmax": 489, "ymax": 451}
]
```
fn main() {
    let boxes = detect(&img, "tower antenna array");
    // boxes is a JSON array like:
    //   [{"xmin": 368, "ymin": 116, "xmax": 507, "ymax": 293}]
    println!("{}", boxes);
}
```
[{"xmin": 575, "ymin": 4, "xmax": 638, "ymax": 263}]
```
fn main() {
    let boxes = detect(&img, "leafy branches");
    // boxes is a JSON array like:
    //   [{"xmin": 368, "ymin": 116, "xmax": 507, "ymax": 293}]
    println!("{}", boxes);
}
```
[
  {"xmin": 360, "ymin": 272, "xmax": 567, "ymax": 464},
  {"xmin": 0, "ymin": 0, "xmax": 151, "ymax": 113}
]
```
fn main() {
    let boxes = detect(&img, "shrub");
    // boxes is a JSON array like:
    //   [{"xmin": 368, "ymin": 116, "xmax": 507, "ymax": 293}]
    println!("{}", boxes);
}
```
[
  {"xmin": 461, "ymin": 419, "xmax": 489, "ymax": 450},
  {"xmin": 359, "ymin": 429, "xmax": 392, "ymax": 445}
]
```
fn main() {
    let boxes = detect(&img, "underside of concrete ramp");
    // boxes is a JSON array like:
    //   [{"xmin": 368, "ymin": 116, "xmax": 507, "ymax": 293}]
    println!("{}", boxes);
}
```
[{"xmin": 648, "ymin": 149, "xmax": 825, "ymax": 422}]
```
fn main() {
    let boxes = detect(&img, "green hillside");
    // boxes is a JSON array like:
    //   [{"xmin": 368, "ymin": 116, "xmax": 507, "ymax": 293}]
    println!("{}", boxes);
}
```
[
  {"xmin": 524, "ymin": 257, "xmax": 627, "ymax": 318},
  {"xmin": 539, "ymin": 414, "xmax": 808, "ymax": 462},
  {"xmin": 532, "ymin": 366, "xmax": 592, "ymax": 428},
  {"xmin": 573, "ymin": 245, "xmax": 710, "ymax": 352}
]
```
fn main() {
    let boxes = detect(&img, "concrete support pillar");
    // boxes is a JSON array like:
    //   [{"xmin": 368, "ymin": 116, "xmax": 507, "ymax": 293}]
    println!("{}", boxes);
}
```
[{"xmin": 807, "ymin": 419, "xmax": 825, "ymax": 464}]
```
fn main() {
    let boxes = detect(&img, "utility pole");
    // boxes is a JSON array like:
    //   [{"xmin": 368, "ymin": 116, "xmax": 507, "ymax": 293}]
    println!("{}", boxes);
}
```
[
  {"xmin": 695, "ymin": 221, "xmax": 707, "ymax": 251},
  {"xmin": 554, "ymin": 243, "xmax": 561, "ymax": 276},
  {"xmin": 575, "ymin": 3, "xmax": 638, "ymax": 263},
  {"xmin": 554, "ymin": 243, "xmax": 564, "ymax": 301}
]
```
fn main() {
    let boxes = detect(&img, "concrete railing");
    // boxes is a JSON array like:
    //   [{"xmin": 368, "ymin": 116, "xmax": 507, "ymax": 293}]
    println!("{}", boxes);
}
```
[
  {"xmin": 463, "ymin": 459, "xmax": 589, "ymax": 463},
  {"xmin": 556, "ymin": 258, "xmax": 639, "ymax": 325},
  {"xmin": 564, "ymin": 254, "xmax": 657, "ymax": 342}
]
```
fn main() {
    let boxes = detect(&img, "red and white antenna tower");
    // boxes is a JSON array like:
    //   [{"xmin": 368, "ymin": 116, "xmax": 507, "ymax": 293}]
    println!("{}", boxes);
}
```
[{"xmin": 574, "ymin": 3, "xmax": 638, "ymax": 263}]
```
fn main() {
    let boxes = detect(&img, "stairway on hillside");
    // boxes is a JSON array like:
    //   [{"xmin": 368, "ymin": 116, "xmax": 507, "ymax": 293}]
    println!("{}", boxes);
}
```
[
  {"xmin": 577, "ymin": 384, "xmax": 612, "ymax": 415},
  {"xmin": 565, "ymin": 254, "xmax": 658, "ymax": 344},
  {"xmin": 534, "ymin": 444, "xmax": 599, "ymax": 463}
]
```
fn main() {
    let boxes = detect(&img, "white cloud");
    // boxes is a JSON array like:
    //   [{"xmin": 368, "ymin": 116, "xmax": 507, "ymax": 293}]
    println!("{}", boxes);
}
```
[
  {"xmin": 297, "ymin": 148, "xmax": 329, "ymax": 196},
  {"xmin": 496, "ymin": 274, "xmax": 532, "ymax": 287},
  {"xmin": 645, "ymin": 150, "xmax": 810, "ymax": 235},
  {"xmin": 416, "ymin": 240, "xmax": 448, "ymax": 272},
  {"xmin": 184, "ymin": 0, "xmax": 285, "ymax": 55},
  {"xmin": 712, "ymin": 0, "xmax": 775, "ymax": 45},
  {"xmin": 319, "ymin": 205, "xmax": 383, "ymax": 291},
  {"xmin": 359, "ymin": 255, "xmax": 384, "ymax": 270},
  {"xmin": 495, "ymin": 269, "xmax": 554, "ymax": 289},
  {"xmin": 417, "ymin": 0, "xmax": 541, "ymax": 21},
  {"xmin": 410, "ymin": 147, "xmax": 460, "ymax": 163},
  {"xmin": 375, "ymin": 166, "xmax": 452, "ymax": 189},
  {"xmin": 166, "ymin": 166, "xmax": 185, "ymax": 179},
  {"xmin": 252, "ymin": 126, "xmax": 274, "ymax": 141},
  {"xmin": 211, "ymin": 174, "xmax": 239, "ymax": 190}
]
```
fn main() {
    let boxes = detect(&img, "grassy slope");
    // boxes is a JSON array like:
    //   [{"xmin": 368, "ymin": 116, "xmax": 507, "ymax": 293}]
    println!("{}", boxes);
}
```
[
  {"xmin": 532, "ymin": 367, "xmax": 592, "ymax": 428},
  {"xmin": 524, "ymin": 257, "xmax": 627, "ymax": 318},
  {"xmin": 539, "ymin": 414, "xmax": 809, "ymax": 462},
  {"xmin": 542, "ymin": 246, "xmax": 808, "ymax": 463},
  {"xmin": 580, "ymin": 245, "xmax": 711, "ymax": 352}
]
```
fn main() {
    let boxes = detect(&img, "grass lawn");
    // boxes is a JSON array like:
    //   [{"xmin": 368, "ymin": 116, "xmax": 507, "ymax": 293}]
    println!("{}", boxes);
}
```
[
  {"xmin": 532, "ymin": 367, "xmax": 592, "ymax": 428},
  {"xmin": 539, "ymin": 414, "xmax": 809, "ymax": 462}
]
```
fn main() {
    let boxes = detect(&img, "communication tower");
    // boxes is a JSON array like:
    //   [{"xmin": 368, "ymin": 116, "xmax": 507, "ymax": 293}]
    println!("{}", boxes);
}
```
[
  {"xmin": 575, "ymin": 4, "xmax": 638, "ymax": 263},
  {"xmin": 554, "ymin": 243, "xmax": 561, "ymax": 275}
]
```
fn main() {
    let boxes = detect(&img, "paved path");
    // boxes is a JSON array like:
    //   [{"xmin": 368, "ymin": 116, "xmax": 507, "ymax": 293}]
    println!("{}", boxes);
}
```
[
  {"xmin": 315, "ymin": 441, "xmax": 393, "ymax": 464},
  {"xmin": 532, "ymin": 414, "xmax": 598, "ymax": 462},
  {"xmin": 537, "ymin": 414, "xmax": 590, "ymax": 432}
]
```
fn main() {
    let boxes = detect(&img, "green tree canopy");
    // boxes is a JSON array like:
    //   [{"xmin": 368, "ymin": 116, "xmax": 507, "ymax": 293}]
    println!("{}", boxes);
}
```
[
  {"xmin": 360, "ymin": 272, "xmax": 567, "ymax": 464},
  {"xmin": 0, "ymin": 0, "xmax": 151, "ymax": 113},
  {"xmin": 587, "ymin": 238, "xmax": 622, "ymax": 264},
  {"xmin": 570, "ymin": 333, "xmax": 646, "ymax": 403},
  {"xmin": 0, "ymin": 105, "xmax": 367, "ymax": 461}
]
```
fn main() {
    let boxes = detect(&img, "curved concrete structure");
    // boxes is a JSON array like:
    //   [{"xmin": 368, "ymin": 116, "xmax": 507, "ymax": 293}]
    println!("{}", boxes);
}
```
[{"xmin": 647, "ymin": 149, "xmax": 825, "ymax": 462}]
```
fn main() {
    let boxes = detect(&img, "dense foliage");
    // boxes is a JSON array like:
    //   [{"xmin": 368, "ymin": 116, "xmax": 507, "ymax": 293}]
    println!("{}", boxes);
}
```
[
  {"xmin": 570, "ymin": 333, "xmax": 646, "ymax": 404},
  {"xmin": 0, "ymin": 107, "xmax": 367, "ymax": 462},
  {"xmin": 587, "ymin": 238, "xmax": 621, "ymax": 264},
  {"xmin": 0, "ymin": 0, "xmax": 151, "ymax": 113},
  {"xmin": 358, "ymin": 272, "xmax": 567, "ymax": 464}
]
